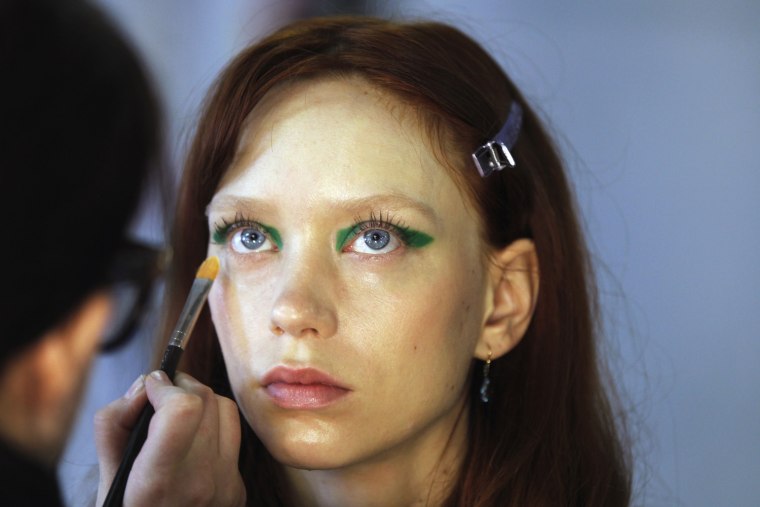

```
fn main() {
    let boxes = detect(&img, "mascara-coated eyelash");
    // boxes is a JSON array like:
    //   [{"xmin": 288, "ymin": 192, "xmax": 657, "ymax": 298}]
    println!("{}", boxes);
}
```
[
  {"xmin": 211, "ymin": 214, "xmax": 282, "ymax": 251},
  {"xmin": 336, "ymin": 211, "xmax": 433, "ymax": 253}
]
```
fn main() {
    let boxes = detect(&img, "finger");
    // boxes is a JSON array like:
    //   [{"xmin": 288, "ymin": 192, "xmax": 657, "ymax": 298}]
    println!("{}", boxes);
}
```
[
  {"xmin": 173, "ymin": 372, "xmax": 221, "ymax": 453},
  {"xmin": 216, "ymin": 395, "xmax": 241, "ymax": 462},
  {"xmin": 216, "ymin": 395, "xmax": 245, "ymax": 507},
  {"xmin": 169, "ymin": 378, "xmax": 243, "ymax": 503},
  {"xmin": 139, "ymin": 370, "xmax": 205, "ymax": 467},
  {"xmin": 94, "ymin": 375, "xmax": 148, "ymax": 466},
  {"xmin": 94, "ymin": 375, "xmax": 148, "ymax": 494},
  {"xmin": 120, "ymin": 373, "xmax": 245, "ymax": 507}
]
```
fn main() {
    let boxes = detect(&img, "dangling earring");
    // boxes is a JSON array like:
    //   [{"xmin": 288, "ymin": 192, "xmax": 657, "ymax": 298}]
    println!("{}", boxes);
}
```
[{"xmin": 480, "ymin": 349, "xmax": 493, "ymax": 403}]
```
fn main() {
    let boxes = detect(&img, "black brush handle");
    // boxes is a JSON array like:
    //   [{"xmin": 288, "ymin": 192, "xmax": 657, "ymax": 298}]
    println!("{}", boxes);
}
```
[{"xmin": 101, "ymin": 345, "xmax": 183, "ymax": 506}]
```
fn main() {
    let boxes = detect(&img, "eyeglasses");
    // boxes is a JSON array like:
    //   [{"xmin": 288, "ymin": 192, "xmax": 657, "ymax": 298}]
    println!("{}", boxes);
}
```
[{"xmin": 99, "ymin": 239, "xmax": 167, "ymax": 352}]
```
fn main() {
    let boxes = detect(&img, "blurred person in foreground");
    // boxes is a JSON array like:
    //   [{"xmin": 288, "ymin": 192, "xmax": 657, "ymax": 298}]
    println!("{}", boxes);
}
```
[{"xmin": 0, "ymin": 0, "xmax": 162, "ymax": 504}]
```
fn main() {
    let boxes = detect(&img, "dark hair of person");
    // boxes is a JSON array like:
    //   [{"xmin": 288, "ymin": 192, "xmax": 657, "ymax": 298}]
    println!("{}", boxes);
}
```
[
  {"xmin": 0, "ymin": 0, "xmax": 161, "ymax": 365},
  {"xmin": 165, "ymin": 16, "xmax": 631, "ymax": 506}
]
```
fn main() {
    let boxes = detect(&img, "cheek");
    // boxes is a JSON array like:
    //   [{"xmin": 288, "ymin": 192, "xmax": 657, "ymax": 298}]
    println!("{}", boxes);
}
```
[
  {"xmin": 208, "ymin": 274, "xmax": 244, "ymax": 346},
  {"xmin": 209, "ymin": 260, "xmax": 276, "ymax": 331},
  {"xmin": 207, "ymin": 271, "xmax": 272, "ymax": 386},
  {"xmin": 415, "ymin": 273, "xmax": 483, "ymax": 361},
  {"xmin": 358, "ymin": 252, "xmax": 487, "ymax": 380}
]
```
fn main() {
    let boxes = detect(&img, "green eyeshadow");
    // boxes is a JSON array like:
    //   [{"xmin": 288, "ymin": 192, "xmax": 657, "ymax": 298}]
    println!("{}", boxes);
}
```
[
  {"xmin": 405, "ymin": 230, "xmax": 434, "ymax": 248},
  {"xmin": 335, "ymin": 225, "xmax": 358, "ymax": 252},
  {"xmin": 335, "ymin": 224, "xmax": 434, "ymax": 251},
  {"xmin": 261, "ymin": 224, "xmax": 282, "ymax": 249}
]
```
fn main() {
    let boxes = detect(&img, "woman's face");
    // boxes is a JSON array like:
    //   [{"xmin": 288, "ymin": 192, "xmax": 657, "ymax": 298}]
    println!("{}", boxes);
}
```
[{"xmin": 207, "ymin": 77, "xmax": 492, "ymax": 470}]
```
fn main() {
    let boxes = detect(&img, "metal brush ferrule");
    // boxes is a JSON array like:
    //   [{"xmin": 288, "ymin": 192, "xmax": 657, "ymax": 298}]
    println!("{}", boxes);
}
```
[{"xmin": 167, "ymin": 278, "xmax": 213, "ymax": 349}]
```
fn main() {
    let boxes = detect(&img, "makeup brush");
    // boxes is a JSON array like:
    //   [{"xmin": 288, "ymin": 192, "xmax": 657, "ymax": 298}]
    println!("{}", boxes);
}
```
[{"xmin": 102, "ymin": 256, "xmax": 220, "ymax": 507}]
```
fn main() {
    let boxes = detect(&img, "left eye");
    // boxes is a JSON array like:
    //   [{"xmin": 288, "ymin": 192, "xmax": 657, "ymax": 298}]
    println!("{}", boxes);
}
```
[
  {"xmin": 230, "ymin": 227, "xmax": 275, "ymax": 253},
  {"xmin": 348, "ymin": 228, "xmax": 401, "ymax": 255}
]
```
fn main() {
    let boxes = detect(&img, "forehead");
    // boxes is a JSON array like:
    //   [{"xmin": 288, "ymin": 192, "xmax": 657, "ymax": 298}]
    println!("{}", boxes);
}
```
[
  {"xmin": 209, "ymin": 76, "xmax": 490, "ymax": 256},
  {"xmin": 219, "ymin": 77, "xmax": 454, "ymax": 199}
]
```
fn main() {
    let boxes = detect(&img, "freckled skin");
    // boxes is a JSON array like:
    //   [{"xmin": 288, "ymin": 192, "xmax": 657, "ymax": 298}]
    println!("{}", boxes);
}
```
[{"xmin": 206, "ymin": 77, "xmax": 492, "ymax": 503}]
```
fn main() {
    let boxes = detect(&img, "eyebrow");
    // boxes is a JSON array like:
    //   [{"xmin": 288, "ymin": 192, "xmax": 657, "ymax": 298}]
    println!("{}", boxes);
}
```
[
  {"xmin": 206, "ymin": 193, "xmax": 440, "ymax": 224},
  {"xmin": 206, "ymin": 196, "xmax": 275, "ymax": 217}
]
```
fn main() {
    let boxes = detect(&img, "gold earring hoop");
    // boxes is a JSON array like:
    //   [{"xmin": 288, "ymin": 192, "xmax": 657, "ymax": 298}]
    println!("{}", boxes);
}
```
[{"xmin": 480, "ymin": 349, "xmax": 493, "ymax": 403}]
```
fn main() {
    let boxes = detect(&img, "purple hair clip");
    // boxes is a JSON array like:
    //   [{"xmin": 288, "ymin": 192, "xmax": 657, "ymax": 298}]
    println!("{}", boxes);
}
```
[{"xmin": 472, "ymin": 102, "xmax": 523, "ymax": 178}]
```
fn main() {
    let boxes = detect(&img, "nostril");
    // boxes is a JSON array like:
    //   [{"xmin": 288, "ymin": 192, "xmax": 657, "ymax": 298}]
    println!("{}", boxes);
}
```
[{"xmin": 271, "ymin": 325, "xmax": 285, "ymax": 336}]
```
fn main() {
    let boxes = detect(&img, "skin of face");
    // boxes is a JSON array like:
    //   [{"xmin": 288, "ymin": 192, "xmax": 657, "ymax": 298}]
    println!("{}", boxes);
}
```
[{"xmin": 206, "ymin": 77, "xmax": 494, "ymax": 492}]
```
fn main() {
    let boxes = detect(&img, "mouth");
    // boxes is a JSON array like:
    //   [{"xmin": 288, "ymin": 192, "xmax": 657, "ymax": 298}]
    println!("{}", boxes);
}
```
[{"xmin": 261, "ymin": 366, "xmax": 351, "ymax": 409}]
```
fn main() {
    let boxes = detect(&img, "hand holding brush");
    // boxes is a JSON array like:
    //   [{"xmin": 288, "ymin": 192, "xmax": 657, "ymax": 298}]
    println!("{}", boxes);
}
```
[{"xmin": 95, "ymin": 257, "xmax": 246, "ymax": 506}]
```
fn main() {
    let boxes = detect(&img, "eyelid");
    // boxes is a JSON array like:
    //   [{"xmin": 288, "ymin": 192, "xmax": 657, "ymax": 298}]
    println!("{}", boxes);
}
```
[
  {"xmin": 337, "ymin": 212, "xmax": 424, "ymax": 252},
  {"xmin": 355, "ymin": 218, "xmax": 408, "ymax": 237},
  {"xmin": 211, "ymin": 217, "xmax": 260, "ymax": 245},
  {"xmin": 211, "ymin": 214, "xmax": 282, "ymax": 250}
]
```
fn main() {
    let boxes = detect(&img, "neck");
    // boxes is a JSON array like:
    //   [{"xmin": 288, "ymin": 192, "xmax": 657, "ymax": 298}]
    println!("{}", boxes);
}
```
[{"xmin": 284, "ymin": 398, "xmax": 469, "ymax": 507}]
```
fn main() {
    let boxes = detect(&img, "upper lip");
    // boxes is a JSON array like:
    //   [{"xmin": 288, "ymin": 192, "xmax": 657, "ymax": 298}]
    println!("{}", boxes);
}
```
[{"xmin": 261, "ymin": 366, "xmax": 349, "ymax": 389}]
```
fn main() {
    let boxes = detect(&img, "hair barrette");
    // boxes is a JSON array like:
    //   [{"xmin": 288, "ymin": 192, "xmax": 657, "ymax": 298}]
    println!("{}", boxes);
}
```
[{"xmin": 472, "ymin": 101, "xmax": 523, "ymax": 178}]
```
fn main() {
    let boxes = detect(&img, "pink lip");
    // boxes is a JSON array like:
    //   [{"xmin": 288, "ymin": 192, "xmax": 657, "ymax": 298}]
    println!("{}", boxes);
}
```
[{"xmin": 262, "ymin": 366, "xmax": 350, "ymax": 409}]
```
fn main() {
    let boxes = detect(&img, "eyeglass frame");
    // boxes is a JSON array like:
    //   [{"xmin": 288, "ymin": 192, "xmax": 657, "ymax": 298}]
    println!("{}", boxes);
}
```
[{"xmin": 98, "ymin": 239, "xmax": 167, "ymax": 352}]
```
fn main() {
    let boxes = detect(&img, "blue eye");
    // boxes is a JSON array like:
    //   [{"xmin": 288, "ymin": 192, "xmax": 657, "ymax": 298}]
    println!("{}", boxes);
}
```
[
  {"xmin": 230, "ymin": 227, "xmax": 274, "ymax": 253},
  {"xmin": 240, "ymin": 228, "xmax": 265, "ymax": 249},
  {"xmin": 348, "ymin": 227, "xmax": 400, "ymax": 255},
  {"xmin": 363, "ymin": 229, "xmax": 391, "ymax": 250},
  {"xmin": 212, "ymin": 214, "xmax": 281, "ymax": 254}
]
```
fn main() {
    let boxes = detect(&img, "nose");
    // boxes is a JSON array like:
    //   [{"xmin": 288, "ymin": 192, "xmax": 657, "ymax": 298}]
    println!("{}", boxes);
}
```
[{"xmin": 270, "ymin": 263, "xmax": 338, "ymax": 339}]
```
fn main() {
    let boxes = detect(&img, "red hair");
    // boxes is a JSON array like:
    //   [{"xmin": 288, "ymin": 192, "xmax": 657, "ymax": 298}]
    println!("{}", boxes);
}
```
[{"xmin": 164, "ymin": 16, "xmax": 631, "ymax": 506}]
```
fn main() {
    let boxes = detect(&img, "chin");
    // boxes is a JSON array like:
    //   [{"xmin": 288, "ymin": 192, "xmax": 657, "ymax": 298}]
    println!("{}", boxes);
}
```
[{"xmin": 265, "ymin": 437, "xmax": 349, "ymax": 471}]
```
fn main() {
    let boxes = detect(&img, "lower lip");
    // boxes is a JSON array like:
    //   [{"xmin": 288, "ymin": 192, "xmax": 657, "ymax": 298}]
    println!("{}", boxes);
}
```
[{"xmin": 265, "ymin": 383, "xmax": 350, "ymax": 409}]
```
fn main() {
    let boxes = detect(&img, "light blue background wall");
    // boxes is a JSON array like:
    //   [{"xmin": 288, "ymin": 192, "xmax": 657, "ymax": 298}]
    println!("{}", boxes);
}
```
[{"xmin": 60, "ymin": 2, "xmax": 760, "ymax": 505}]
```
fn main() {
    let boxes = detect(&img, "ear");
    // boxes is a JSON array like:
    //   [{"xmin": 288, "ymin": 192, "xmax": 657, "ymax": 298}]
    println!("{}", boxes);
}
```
[
  {"xmin": 0, "ymin": 292, "xmax": 111, "ymax": 464},
  {"xmin": 474, "ymin": 239, "xmax": 539, "ymax": 361}
]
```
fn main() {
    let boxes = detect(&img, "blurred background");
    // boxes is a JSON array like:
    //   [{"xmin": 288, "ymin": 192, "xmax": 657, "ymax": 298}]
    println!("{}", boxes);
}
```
[{"xmin": 59, "ymin": 1, "xmax": 760, "ymax": 505}]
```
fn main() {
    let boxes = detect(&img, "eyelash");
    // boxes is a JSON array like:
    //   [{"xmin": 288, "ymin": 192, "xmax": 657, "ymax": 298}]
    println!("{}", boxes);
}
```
[
  {"xmin": 349, "ymin": 211, "xmax": 419, "ymax": 245},
  {"xmin": 210, "ymin": 211, "xmax": 420, "ymax": 249}
]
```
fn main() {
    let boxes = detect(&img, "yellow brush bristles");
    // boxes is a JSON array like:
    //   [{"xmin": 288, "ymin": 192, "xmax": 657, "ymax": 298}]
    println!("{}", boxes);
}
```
[{"xmin": 196, "ymin": 256, "xmax": 220, "ymax": 281}]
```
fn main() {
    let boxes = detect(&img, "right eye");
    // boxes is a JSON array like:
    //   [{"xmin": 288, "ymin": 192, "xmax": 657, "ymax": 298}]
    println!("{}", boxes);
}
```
[
  {"xmin": 230, "ymin": 226, "xmax": 275, "ymax": 253},
  {"xmin": 345, "ymin": 227, "xmax": 402, "ymax": 255}
]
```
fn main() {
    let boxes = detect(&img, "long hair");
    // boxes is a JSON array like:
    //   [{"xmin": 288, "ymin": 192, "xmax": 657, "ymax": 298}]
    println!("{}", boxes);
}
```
[{"xmin": 164, "ymin": 16, "xmax": 631, "ymax": 506}]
